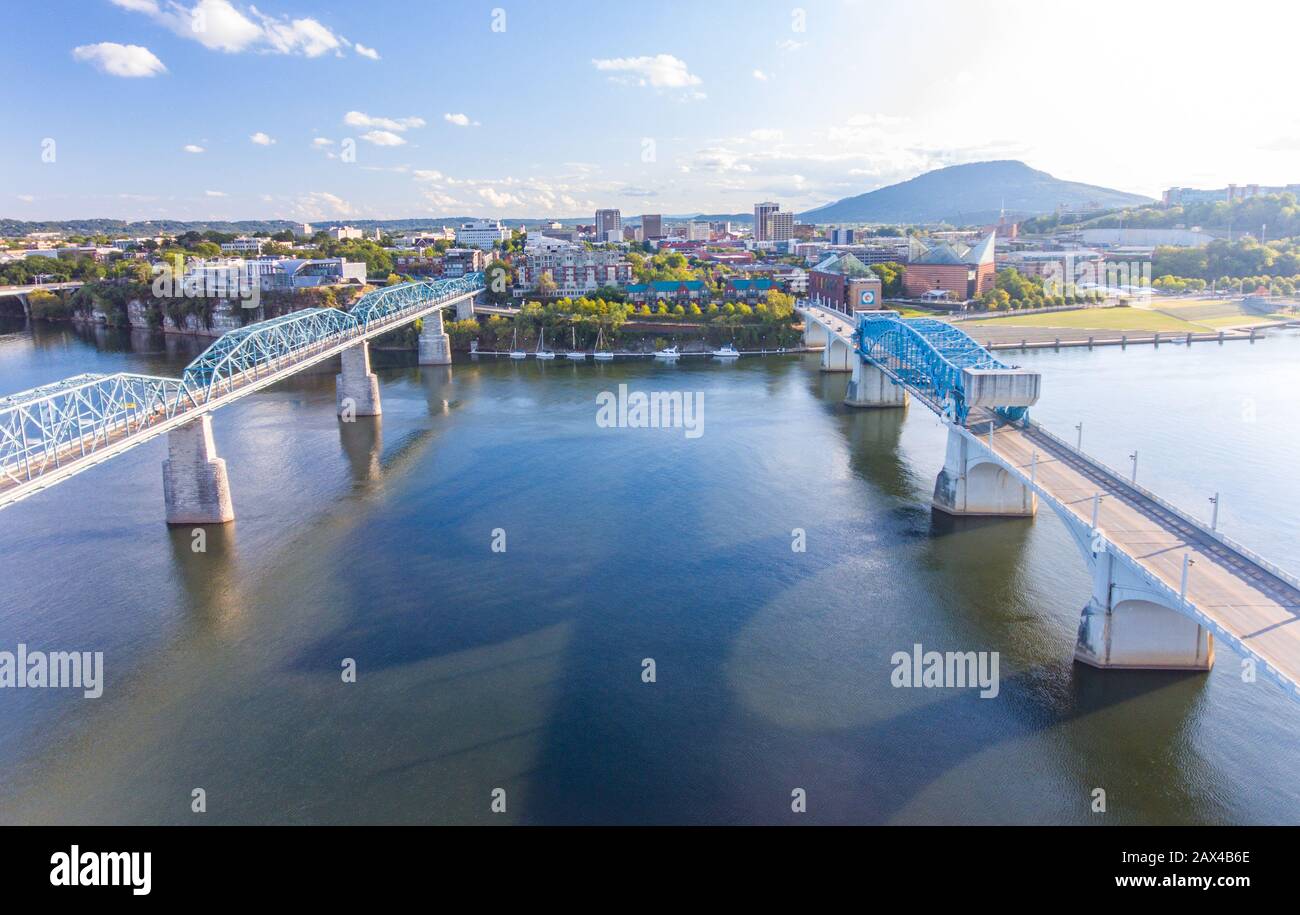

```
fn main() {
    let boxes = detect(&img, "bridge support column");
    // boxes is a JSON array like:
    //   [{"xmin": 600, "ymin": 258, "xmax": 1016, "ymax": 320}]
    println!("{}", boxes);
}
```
[
  {"xmin": 932, "ymin": 427, "xmax": 1036, "ymax": 516},
  {"xmin": 1073, "ymin": 552, "xmax": 1214, "ymax": 671},
  {"xmin": 844, "ymin": 359, "xmax": 908, "ymax": 408},
  {"xmin": 820, "ymin": 334, "xmax": 853, "ymax": 373},
  {"xmin": 457, "ymin": 296, "xmax": 476, "ymax": 321},
  {"xmin": 418, "ymin": 309, "xmax": 452, "ymax": 365},
  {"xmin": 803, "ymin": 317, "xmax": 828, "ymax": 348},
  {"xmin": 337, "ymin": 341, "xmax": 381, "ymax": 417},
  {"xmin": 162, "ymin": 415, "xmax": 235, "ymax": 525}
]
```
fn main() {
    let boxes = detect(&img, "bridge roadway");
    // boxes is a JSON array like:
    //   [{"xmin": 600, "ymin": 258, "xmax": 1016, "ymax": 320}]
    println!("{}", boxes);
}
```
[
  {"xmin": 800, "ymin": 301, "xmax": 1300, "ymax": 698},
  {"xmin": 0, "ymin": 278, "xmax": 480, "ymax": 509}
]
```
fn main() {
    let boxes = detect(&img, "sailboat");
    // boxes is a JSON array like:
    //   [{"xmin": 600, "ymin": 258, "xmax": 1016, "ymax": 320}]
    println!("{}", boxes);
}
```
[
  {"xmin": 535, "ymin": 326, "xmax": 555, "ymax": 360},
  {"xmin": 509, "ymin": 328, "xmax": 526, "ymax": 359},
  {"xmin": 654, "ymin": 344, "xmax": 680, "ymax": 361},
  {"xmin": 593, "ymin": 326, "xmax": 614, "ymax": 361},
  {"xmin": 565, "ymin": 325, "xmax": 586, "ymax": 360}
]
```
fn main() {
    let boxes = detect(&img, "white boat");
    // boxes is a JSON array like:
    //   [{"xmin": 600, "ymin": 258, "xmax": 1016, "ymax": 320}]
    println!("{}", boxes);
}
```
[
  {"xmin": 509, "ymin": 328, "xmax": 526, "ymax": 360},
  {"xmin": 593, "ymin": 326, "xmax": 614, "ymax": 361},
  {"xmin": 711, "ymin": 344, "xmax": 740, "ymax": 358},
  {"xmin": 566, "ymin": 326, "xmax": 586, "ymax": 360},
  {"xmin": 535, "ymin": 327, "xmax": 555, "ymax": 360},
  {"xmin": 654, "ymin": 345, "xmax": 680, "ymax": 360}
]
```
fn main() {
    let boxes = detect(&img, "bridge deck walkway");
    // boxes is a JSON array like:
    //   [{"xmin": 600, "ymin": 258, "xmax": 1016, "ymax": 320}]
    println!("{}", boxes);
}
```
[
  {"xmin": 989, "ymin": 421, "xmax": 1300, "ymax": 691},
  {"xmin": 801, "ymin": 301, "xmax": 1300, "ymax": 693}
]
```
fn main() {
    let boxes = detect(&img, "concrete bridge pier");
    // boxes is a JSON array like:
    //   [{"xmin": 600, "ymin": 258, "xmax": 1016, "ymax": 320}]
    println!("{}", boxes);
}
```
[
  {"xmin": 844, "ymin": 358, "xmax": 908, "ymax": 408},
  {"xmin": 418, "ymin": 308, "xmax": 452, "ymax": 365},
  {"xmin": 820, "ymin": 332, "xmax": 854, "ymax": 373},
  {"xmin": 337, "ymin": 341, "xmax": 382, "ymax": 417},
  {"xmin": 162, "ymin": 414, "xmax": 235, "ymax": 525},
  {"xmin": 458, "ymin": 295, "xmax": 477, "ymax": 321},
  {"xmin": 802, "ymin": 316, "xmax": 828, "ymax": 349},
  {"xmin": 1071, "ymin": 534, "xmax": 1214, "ymax": 671},
  {"xmin": 932, "ymin": 427, "xmax": 1036, "ymax": 516}
]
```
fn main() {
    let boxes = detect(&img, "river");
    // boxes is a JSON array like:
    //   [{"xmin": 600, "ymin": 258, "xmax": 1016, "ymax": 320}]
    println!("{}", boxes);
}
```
[{"xmin": 0, "ymin": 318, "xmax": 1297, "ymax": 824}]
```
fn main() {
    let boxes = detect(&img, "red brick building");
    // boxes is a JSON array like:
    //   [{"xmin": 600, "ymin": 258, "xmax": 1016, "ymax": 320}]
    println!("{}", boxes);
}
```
[
  {"xmin": 808, "ymin": 252, "xmax": 884, "ymax": 314},
  {"xmin": 903, "ymin": 232, "xmax": 996, "ymax": 301}
]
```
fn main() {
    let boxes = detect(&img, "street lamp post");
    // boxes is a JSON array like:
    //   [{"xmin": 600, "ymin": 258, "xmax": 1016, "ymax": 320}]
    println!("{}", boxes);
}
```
[
  {"xmin": 1075, "ymin": 422, "xmax": 1083, "ymax": 451},
  {"xmin": 1209, "ymin": 493, "xmax": 1220, "ymax": 532},
  {"xmin": 1129, "ymin": 450, "xmax": 1138, "ymax": 484}
]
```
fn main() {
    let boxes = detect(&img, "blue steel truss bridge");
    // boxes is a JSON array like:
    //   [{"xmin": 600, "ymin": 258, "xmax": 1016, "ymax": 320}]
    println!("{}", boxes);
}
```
[
  {"xmin": 798, "ymin": 301, "xmax": 1300, "ymax": 701},
  {"xmin": 0, "ymin": 274, "xmax": 482, "ymax": 512}
]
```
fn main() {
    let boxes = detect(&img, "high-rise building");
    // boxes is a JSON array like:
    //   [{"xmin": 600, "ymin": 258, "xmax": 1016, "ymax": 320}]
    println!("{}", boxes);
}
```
[
  {"xmin": 687, "ymin": 221, "xmax": 710, "ymax": 241},
  {"xmin": 753, "ymin": 202, "xmax": 780, "ymax": 242},
  {"xmin": 770, "ymin": 211, "xmax": 794, "ymax": 243},
  {"xmin": 641, "ymin": 214, "xmax": 663, "ymax": 239},
  {"xmin": 454, "ymin": 219, "xmax": 510, "ymax": 249},
  {"xmin": 595, "ymin": 209, "xmax": 622, "ymax": 243}
]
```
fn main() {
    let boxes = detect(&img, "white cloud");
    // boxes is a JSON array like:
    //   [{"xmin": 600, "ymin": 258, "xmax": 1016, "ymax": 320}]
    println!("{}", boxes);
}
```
[
  {"xmin": 291, "ymin": 191, "xmax": 356, "ymax": 219},
  {"xmin": 312, "ymin": 137, "xmax": 334, "ymax": 147},
  {"xmin": 749, "ymin": 128, "xmax": 784, "ymax": 143},
  {"xmin": 182, "ymin": 144, "xmax": 205, "ymax": 153},
  {"xmin": 443, "ymin": 112, "xmax": 480, "ymax": 128},
  {"xmin": 343, "ymin": 110, "xmax": 425, "ymax": 131},
  {"xmin": 109, "ymin": 0, "xmax": 160, "ymax": 12},
  {"xmin": 16, "ymin": 194, "xmax": 35, "ymax": 203},
  {"xmin": 752, "ymin": 69, "xmax": 768, "ymax": 81},
  {"xmin": 112, "ymin": 0, "xmax": 349, "ymax": 58},
  {"xmin": 592, "ymin": 54, "xmax": 701, "ymax": 90},
  {"xmin": 354, "ymin": 42, "xmax": 380, "ymax": 60},
  {"xmin": 777, "ymin": 39, "xmax": 806, "ymax": 53},
  {"xmin": 361, "ymin": 130, "xmax": 405, "ymax": 146},
  {"xmin": 249, "ymin": 131, "xmax": 275, "ymax": 145},
  {"xmin": 71, "ymin": 42, "xmax": 166, "ymax": 77},
  {"xmin": 205, "ymin": 190, "xmax": 227, "ymax": 197}
]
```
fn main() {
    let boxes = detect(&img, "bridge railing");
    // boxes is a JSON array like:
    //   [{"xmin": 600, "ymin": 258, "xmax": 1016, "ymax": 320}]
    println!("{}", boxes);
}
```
[
  {"xmin": 0, "ymin": 372, "xmax": 193, "ymax": 487},
  {"xmin": 1025, "ymin": 419, "xmax": 1300, "ymax": 593}
]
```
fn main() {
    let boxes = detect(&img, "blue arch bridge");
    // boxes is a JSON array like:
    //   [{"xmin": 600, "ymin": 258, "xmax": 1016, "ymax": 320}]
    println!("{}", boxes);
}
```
[{"xmin": 0, "ymin": 287, "xmax": 1297, "ymax": 701}]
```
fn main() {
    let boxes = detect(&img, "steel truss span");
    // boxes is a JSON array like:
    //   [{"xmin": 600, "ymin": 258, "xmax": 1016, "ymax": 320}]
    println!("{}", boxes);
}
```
[
  {"xmin": 856, "ymin": 311, "xmax": 1024, "ymax": 423},
  {"xmin": 0, "ymin": 275, "xmax": 483, "ymax": 508}
]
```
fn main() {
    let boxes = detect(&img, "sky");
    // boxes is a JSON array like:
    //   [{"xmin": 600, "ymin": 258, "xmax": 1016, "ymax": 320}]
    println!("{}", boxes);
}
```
[{"xmin": 3, "ymin": 0, "xmax": 1300, "ymax": 223}]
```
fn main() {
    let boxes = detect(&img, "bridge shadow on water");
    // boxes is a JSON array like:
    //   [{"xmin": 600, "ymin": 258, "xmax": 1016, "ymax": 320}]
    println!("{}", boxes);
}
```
[{"xmin": 187, "ymin": 357, "xmax": 1215, "ymax": 824}]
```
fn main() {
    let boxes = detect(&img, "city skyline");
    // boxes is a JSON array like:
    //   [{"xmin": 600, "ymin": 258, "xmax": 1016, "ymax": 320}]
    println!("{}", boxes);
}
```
[{"xmin": 4, "ymin": 0, "xmax": 1300, "ymax": 223}]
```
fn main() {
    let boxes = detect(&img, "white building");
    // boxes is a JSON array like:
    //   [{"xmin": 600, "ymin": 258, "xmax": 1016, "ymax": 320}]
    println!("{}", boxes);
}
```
[
  {"xmin": 514, "ymin": 236, "xmax": 633, "ymax": 297},
  {"xmin": 220, "ymin": 236, "xmax": 266, "ymax": 255},
  {"xmin": 325, "ymin": 226, "xmax": 363, "ymax": 241},
  {"xmin": 770, "ymin": 212, "xmax": 794, "ymax": 243},
  {"xmin": 180, "ymin": 257, "xmax": 366, "ymax": 296},
  {"xmin": 455, "ymin": 219, "xmax": 510, "ymax": 249}
]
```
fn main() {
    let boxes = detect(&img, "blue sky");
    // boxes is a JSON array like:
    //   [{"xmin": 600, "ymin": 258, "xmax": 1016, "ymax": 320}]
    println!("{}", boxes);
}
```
[{"xmin": 4, "ymin": 0, "xmax": 1299, "ymax": 222}]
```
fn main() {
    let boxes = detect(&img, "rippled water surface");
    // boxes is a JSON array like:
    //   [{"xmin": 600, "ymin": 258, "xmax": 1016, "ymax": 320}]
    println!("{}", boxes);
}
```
[{"xmin": 1, "ymin": 319, "xmax": 1297, "ymax": 824}]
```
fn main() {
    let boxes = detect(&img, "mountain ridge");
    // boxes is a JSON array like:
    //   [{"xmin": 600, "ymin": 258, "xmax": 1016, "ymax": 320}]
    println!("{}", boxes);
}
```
[{"xmin": 800, "ymin": 160, "xmax": 1152, "ymax": 225}]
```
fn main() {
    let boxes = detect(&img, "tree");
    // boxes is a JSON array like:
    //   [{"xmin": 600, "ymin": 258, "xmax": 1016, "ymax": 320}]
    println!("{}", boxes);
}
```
[{"xmin": 537, "ymin": 272, "xmax": 558, "ymax": 298}]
